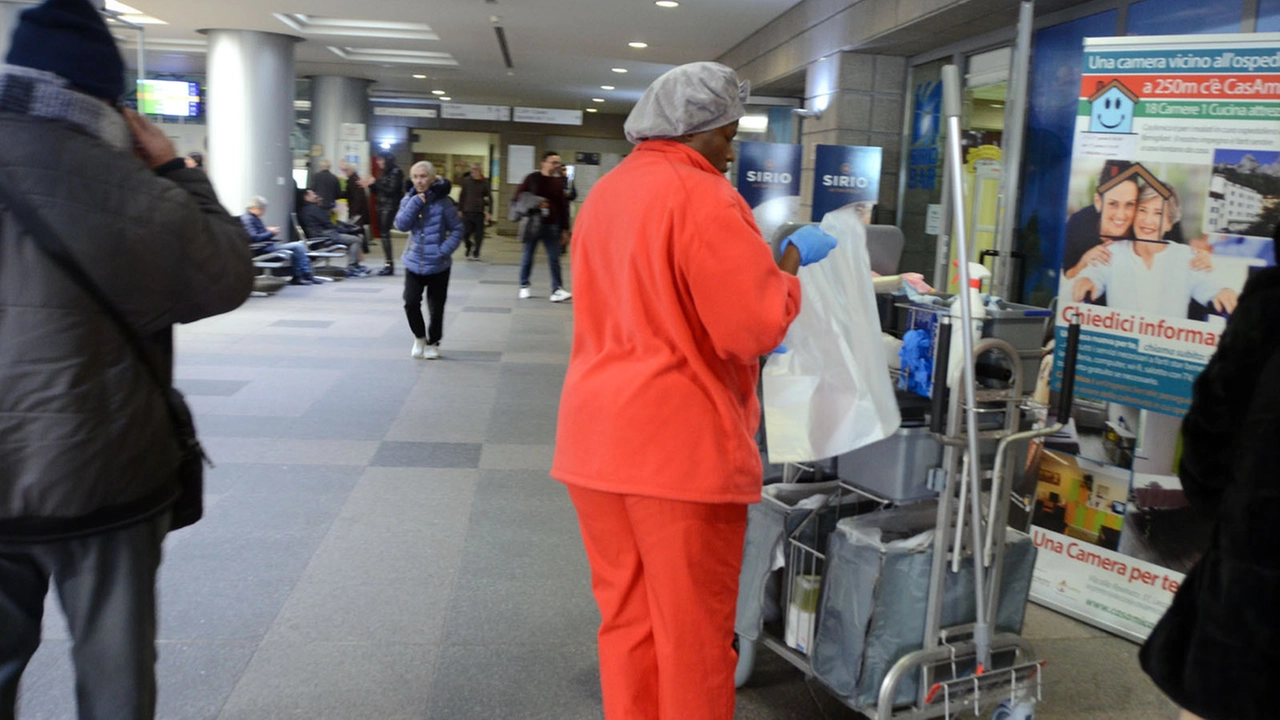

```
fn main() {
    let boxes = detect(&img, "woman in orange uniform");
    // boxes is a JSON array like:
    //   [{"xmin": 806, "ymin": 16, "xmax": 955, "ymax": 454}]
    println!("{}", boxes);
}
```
[{"xmin": 552, "ymin": 61, "xmax": 838, "ymax": 720}]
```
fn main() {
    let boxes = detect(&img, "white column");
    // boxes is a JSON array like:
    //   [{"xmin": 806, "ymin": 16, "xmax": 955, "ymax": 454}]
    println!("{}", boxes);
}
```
[
  {"xmin": 310, "ymin": 75, "xmax": 372, "ymax": 173},
  {"xmin": 203, "ymin": 29, "xmax": 299, "ymax": 231}
]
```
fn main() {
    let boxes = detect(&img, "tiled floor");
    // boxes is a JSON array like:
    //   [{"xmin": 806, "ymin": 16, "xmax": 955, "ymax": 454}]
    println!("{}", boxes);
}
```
[{"xmin": 15, "ymin": 236, "xmax": 1178, "ymax": 719}]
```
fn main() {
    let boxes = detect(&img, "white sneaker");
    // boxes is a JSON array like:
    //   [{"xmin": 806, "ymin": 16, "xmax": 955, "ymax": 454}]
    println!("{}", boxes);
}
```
[
  {"xmin": 411, "ymin": 338, "xmax": 426, "ymax": 358},
  {"xmin": 518, "ymin": 287, "xmax": 532, "ymax": 299},
  {"xmin": 423, "ymin": 344, "xmax": 440, "ymax": 360},
  {"xmin": 549, "ymin": 288, "xmax": 572, "ymax": 303}
]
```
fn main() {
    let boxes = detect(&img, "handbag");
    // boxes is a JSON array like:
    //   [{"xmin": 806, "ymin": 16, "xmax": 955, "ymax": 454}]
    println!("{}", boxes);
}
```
[{"xmin": 0, "ymin": 181, "xmax": 211, "ymax": 531}]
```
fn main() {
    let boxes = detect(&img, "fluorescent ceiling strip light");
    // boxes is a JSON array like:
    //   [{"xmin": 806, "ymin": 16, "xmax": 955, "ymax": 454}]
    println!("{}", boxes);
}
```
[
  {"xmin": 274, "ymin": 14, "xmax": 438, "ymax": 40},
  {"xmin": 104, "ymin": 0, "xmax": 166, "ymax": 25},
  {"xmin": 327, "ymin": 47, "xmax": 458, "ymax": 66},
  {"xmin": 115, "ymin": 36, "xmax": 206, "ymax": 52}
]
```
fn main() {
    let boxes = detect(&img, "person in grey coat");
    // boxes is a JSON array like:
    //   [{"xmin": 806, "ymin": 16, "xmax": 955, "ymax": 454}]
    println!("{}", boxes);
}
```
[{"xmin": 0, "ymin": 1, "xmax": 254, "ymax": 716}]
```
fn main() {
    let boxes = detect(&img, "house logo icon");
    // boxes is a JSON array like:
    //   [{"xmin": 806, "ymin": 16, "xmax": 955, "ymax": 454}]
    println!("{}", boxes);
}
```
[{"xmin": 1088, "ymin": 79, "xmax": 1139, "ymax": 134}]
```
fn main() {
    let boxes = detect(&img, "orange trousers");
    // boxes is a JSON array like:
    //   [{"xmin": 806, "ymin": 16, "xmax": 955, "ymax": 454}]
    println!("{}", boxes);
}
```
[{"xmin": 567, "ymin": 485, "xmax": 747, "ymax": 720}]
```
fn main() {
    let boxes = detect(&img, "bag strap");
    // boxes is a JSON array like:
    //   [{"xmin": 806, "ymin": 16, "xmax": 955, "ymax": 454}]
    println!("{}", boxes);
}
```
[{"xmin": 0, "ymin": 179, "xmax": 198, "ymax": 448}]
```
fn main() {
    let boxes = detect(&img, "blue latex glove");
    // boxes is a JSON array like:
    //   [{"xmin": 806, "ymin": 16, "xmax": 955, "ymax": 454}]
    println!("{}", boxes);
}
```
[
  {"xmin": 780, "ymin": 226, "xmax": 838, "ymax": 266},
  {"xmin": 772, "ymin": 344, "xmax": 788, "ymax": 354}
]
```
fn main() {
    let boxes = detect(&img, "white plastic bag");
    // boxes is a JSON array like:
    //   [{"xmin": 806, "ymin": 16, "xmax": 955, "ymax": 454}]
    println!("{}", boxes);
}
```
[{"xmin": 762, "ymin": 206, "xmax": 901, "ymax": 463}]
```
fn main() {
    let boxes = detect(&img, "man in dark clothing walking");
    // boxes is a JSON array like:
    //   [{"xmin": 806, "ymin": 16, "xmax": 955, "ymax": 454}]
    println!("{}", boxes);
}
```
[
  {"xmin": 516, "ymin": 151, "xmax": 572, "ymax": 301},
  {"xmin": 0, "ymin": 1, "xmax": 253, "ymax": 716},
  {"xmin": 342, "ymin": 161, "xmax": 373, "ymax": 250},
  {"xmin": 458, "ymin": 162, "xmax": 491, "ymax": 260},
  {"xmin": 372, "ymin": 153, "xmax": 406, "ymax": 275},
  {"xmin": 308, "ymin": 158, "xmax": 341, "ymax": 210}
]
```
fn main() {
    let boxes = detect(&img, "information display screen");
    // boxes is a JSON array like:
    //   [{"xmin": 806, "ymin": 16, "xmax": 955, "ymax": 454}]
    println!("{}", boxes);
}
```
[{"xmin": 136, "ymin": 79, "xmax": 201, "ymax": 117}]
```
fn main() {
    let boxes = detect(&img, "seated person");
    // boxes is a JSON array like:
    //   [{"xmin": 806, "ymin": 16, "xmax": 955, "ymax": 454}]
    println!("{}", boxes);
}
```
[
  {"xmin": 298, "ymin": 189, "xmax": 370, "ymax": 277},
  {"xmin": 1073, "ymin": 184, "xmax": 1238, "ymax": 318},
  {"xmin": 240, "ymin": 196, "xmax": 321, "ymax": 285}
]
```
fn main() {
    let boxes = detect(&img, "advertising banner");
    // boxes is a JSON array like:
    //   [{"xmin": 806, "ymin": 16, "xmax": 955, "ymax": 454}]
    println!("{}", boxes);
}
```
[
  {"xmin": 735, "ymin": 141, "xmax": 801, "ymax": 244},
  {"xmin": 811, "ymin": 145, "xmax": 882, "ymax": 224},
  {"xmin": 1025, "ymin": 33, "xmax": 1280, "ymax": 640}
]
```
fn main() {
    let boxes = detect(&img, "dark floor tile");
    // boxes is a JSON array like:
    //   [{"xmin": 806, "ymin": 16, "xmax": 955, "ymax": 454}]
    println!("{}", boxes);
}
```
[
  {"xmin": 371, "ymin": 441, "xmax": 482, "ymax": 468},
  {"xmin": 461, "ymin": 306, "xmax": 513, "ymax": 314}
]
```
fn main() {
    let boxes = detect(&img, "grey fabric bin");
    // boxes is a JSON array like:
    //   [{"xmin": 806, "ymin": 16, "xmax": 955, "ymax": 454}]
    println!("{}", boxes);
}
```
[
  {"xmin": 809, "ymin": 506, "xmax": 1036, "ymax": 707},
  {"xmin": 735, "ymin": 482, "xmax": 872, "ymax": 642}
]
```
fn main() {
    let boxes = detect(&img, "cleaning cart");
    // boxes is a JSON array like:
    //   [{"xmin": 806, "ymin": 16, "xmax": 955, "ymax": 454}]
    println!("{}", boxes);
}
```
[{"xmin": 735, "ymin": 63, "xmax": 1084, "ymax": 720}]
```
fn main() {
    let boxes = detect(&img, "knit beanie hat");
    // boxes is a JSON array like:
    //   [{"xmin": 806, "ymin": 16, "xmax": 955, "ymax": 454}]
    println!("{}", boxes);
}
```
[{"xmin": 5, "ymin": 0, "xmax": 126, "ymax": 101}]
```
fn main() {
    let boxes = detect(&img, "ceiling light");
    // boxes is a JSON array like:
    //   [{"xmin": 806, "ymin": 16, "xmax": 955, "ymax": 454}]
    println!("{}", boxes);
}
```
[
  {"xmin": 380, "ymin": 141, "xmax": 392, "ymax": 150},
  {"xmin": 275, "ymin": 14, "xmax": 438, "ymax": 40},
  {"xmin": 326, "ymin": 46, "xmax": 458, "ymax": 66},
  {"xmin": 611, "ymin": 67, "xmax": 628, "ymax": 73},
  {"xmin": 739, "ymin": 114, "xmax": 769, "ymax": 131},
  {"xmin": 592, "ymin": 98, "xmax": 605, "ymax": 103},
  {"xmin": 586, "ymin": 108, "xmax": 598, "ymax": 113},
  {"xmin": 628, "ymin": 42, "xmax": 648, "ymax": 48},
  {"xmin": 413, "ymin": 74, "xmax": 426, "ymax": 79},
  {"xmin": 440, "ymin": 97, "xmax": 451, "ymax": 101},
  {"xmin": 600, "ymin": 85, "xmax": 615, "ymax": 90},
  {"xmin": 104, "ymin": 0, "xmax": 167, "ymax": 25},
  {"xmin": 432, "ymin": 90, "xmax": 446, "ymax": 95},
  {"xmin": 655, "ymin": 1, "xmax": 679, "ymax": 7}
]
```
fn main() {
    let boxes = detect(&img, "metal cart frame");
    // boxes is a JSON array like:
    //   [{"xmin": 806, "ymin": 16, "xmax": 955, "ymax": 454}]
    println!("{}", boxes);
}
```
[{"xmin": 736, "ymin": 58, "xmax": 1084, "ymax": 720}]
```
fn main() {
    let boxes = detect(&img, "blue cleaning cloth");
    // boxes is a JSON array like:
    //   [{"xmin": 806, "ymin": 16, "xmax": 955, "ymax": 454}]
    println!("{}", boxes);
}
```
[{"xmin": 898, "ymin": 328, "xmax": 934, "ymax": 396}]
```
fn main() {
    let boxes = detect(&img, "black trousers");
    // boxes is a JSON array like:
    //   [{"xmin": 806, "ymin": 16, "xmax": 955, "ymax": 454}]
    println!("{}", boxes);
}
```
[
  {"xmin": 403, "ymin": 267, "xmax": 451, "ymax": 345},
  {"xmin": 377, "ymin": 203, "xmax": 397, "ymax": 264},
  {"xmin": 462, "ymin": 212, "xmax": 485, "ymax": 258}
]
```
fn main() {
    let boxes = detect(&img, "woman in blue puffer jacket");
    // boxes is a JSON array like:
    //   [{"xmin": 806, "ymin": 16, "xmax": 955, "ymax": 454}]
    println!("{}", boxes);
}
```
[{"xmin": 395, "ymin": 161, "xmax": 464, "ymax": 359}]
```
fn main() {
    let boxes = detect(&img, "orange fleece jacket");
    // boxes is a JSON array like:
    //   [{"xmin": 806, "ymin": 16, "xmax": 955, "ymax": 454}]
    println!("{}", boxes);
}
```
[{"xmin": 552, "ymin": 140, "xmax": 802, "ymax": 504}]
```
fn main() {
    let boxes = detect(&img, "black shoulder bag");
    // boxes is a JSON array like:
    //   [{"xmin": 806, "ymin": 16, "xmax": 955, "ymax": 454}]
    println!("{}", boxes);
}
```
[{"xmin": 0, "ymin": 182, "xmax": 210, "ymax": 531}]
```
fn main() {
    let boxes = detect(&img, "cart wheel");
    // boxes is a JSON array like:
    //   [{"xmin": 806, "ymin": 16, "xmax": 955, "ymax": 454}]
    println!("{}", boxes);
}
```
[
  {"xmin": 734, "ymin": 634, "xmax": 756, "ymax": 688},
  {"xmin": 992, "ymin": 699, "xmax": 1035, "ymax": 720}
]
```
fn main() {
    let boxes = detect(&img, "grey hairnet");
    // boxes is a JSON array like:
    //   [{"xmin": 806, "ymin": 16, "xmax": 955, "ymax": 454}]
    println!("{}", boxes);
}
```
[{"xmin": 624, "ymin": 62, "xmax": 750, "ymax": 144}]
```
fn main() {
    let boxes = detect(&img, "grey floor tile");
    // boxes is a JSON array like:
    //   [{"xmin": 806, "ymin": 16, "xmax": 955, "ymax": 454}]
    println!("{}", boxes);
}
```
[
  {"xmin": 371, "ymin": 441, "xmax": 483, "ymax": 468},
  {"xmin": 425, "ymin": 643, "xmax": 602, "ymax": 720},
  {"xmin": 158, "ymin": 578, "xmax": 295, "ymax": 641},
  {"xmin": 267, "ymin": 576, "xmax": 455, "ymax": 644},
  {"xmin": 461, "ymin": 306, "xmax": 513, "ymax": 314},
  {"xmin": 270, "ymin": 319, "xmax": 335, "ymax": 328},
  {"xmin": 479, "ymin": 443, "xmax": 556, "ymax": 470},
  {"xmin": 217, "ymin": 641, "xmax": 437, "ymax": 720},
  {"xmin": 14, "ymin": 640, "xmax": 74, "ymax": 720},
  {"xmin": 155, "ymin": 641, "xmax": 259, "ymax": 720},
  {"xmin": 177, "ymin": 379, "xmax": 250, "ymax": 396}
]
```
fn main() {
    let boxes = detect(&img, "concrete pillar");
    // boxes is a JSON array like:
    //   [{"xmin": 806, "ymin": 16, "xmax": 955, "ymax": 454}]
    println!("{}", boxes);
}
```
[
  {"xmin": 799, "ymin": 52, "xmax": 907, "ymax": 223},
  {"xmin": 309, "ymin": 75, "xmax": 372, "ymax": 174},
  {"xmin": 203, "ymin": 29, "xmax": 299, "ymax": 231}
]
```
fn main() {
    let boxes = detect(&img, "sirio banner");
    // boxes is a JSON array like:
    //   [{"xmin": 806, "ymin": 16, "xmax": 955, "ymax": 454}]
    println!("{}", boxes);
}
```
[
  {"xmin": 736, "ymin": 141, "xmax": 802, "ymax": 208},
  {"xmin": 811, "ymin": 144, "xmax": 882, "ymax": 224}
]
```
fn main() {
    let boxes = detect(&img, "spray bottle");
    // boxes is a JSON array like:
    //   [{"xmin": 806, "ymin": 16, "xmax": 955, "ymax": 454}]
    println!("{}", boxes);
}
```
[{"xmin": 947, "ymin": 261, "xmax": 991, "ymax": 389}]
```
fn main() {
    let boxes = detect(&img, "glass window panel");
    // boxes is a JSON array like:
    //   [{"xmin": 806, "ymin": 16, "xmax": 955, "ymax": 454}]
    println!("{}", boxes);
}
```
[
  {"xmin": 1017, "ymin": 10, "xmax": 1118, "ymax": 305},
  {"xmin": 1126, "ymin": 0, "xmax": 1242, "ymax": 36}
]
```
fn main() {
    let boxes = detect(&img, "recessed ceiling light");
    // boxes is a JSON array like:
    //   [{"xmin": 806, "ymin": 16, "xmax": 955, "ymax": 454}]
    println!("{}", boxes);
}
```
[
  {"xmin": 431, "ymin": 90, "xmax": 446, "ymax": 95},
  {"xmin": 655, "ymin": 1, "xmax": 679, "ymax": 7},
  {"xmin": 628, "ymin": 42, "xmax": 648, "ymax": 49},
  {"xmin": 440, "ymin": 96, "xmax": 452, "ymax": 101},
  {"xmin": 611, "ymin": 67, "xmax": 628, "ymax": 73},
  {"xmin": 586, "ymin": 108, "xmax": 598, "ymax": 113},
  {"xmin": 592, "ymin": 98, "xmax": 605, "ymax": 102},
  {"xmin": 600, "ymin": 85, "xmax": 615, "ymax": 90},
  {"xmin": 412, "ymin": 74, "xmax": 426, "ymax": 79}
]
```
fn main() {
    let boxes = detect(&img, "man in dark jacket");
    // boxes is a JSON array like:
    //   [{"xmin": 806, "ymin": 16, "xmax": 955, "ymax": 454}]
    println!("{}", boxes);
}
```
[
  {"xmin": 372, "ymin": 153, "xmax": 406, "ymax": 275},
  {"xmin": 341, "ymin": 161, "xmax": 373, "ymax": 250},
  {"xmin": 0, "ymin": 1, "xmax": 253, "ymax": 716},
  {"xmin": 457, "ymin": 162, "xmax": 491, "ymax": 260},
  {"xmin": 516, "ymin": 151, "xmax": 572, "ymax": 301},
  {"xmin": 1140, "ymin": 266, "xmax": 1280, "ymax": 720},
  {"xmin": 299, "ymin": 189, "xmax": 370, "ymax": 277},
  {"xmin": 307, "ymin": 158, "xmax": 342, "ymax": 210}
]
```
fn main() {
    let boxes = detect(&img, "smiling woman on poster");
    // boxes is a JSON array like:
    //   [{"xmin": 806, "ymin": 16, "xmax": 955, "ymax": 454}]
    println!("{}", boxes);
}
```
[{"xmin": 1071, "ymin": 184, "xmax": 1239, "ymax": 319}]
